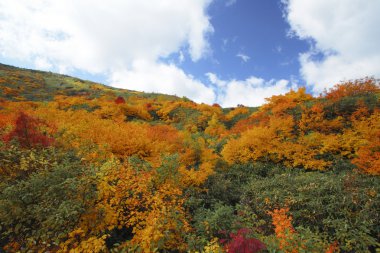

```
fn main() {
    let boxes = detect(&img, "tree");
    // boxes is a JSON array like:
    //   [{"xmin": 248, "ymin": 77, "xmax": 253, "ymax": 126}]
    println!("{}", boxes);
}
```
[
  {"xmin": 3, "ymin": 112, "xmax": 54, "ymax": 148},
  {"xmin": 114, "ymin": 96, "xmax": 126, "ymax": 104}
]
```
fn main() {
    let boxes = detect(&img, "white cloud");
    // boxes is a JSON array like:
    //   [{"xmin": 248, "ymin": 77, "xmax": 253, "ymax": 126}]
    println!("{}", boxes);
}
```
[
  {"xmin": 226, "ymin": 0, "xmax": 237, "ymax": 7},
  {"xmin": 178, "ymin": 51, "xmax": 185, "ymax": 64},
  {"xmin": 283, "ymin": 0, "xmax": 380, "ymax": 93},
  {"xmin": 207, "ymin": 73, "xmax": 293, "ymax": 107},
  {"xmin": 0, "ymin": 0, "xmax": 214, "ymax": 103},
  {"xmin": 205, "ymin": 72, "xmax": 227, "ymax": 88},
  {"xmin": 34, "ymin": 57, "xmax": 53, "ymax": 70},
  {"xmin": 111, "ymin": 60, "xmax": 215, "ymax": 103},
  {"xmin": 236, "ymin": 53, "xmax": 250, "ymax": 63}
]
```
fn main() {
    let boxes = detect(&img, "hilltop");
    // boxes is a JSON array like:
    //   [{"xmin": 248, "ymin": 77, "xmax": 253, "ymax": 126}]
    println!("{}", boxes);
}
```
[
  {"xmin": 0, "ymin": 63, "xmax": 182, "ymax": 102},
  {"xmin": 0, "ymin": 63, "xmax": 379, "ymax": 252}
]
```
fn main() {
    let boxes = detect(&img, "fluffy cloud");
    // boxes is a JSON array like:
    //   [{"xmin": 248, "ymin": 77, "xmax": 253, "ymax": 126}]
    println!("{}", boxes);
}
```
[
  {"xmin": 0, "ymin": 0, "xmax": 214, "ymax": 102},
  {"xmin": 283, "ymin": 0, "xmax": 380, "ymax": 93},
  {"xmin": 111, "ymin": 61, "xmax": 215, "ymax": 103},
  {"xmin": 206, "ymin": 73, "xmax": 293, "ymax": 107}
]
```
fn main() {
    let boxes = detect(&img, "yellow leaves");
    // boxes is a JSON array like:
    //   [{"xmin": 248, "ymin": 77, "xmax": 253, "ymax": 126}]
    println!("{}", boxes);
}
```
[
  {"xmin": 225, "ymin": 106, "xmax": 250, "ymax": 121},
  {"xmin": 205, "ymin": 113, "xmax": 227, "ymax": 137},
  {"xmin": 223, "ymin": 114, "xmax": 337, "ymax": 170},
  {"xmin": 73, "ymin": 236, "xmax": 107, "ymax": 253},
  {"xmin": 59, "ymin": 228, "xmax": 108, "ymax": 253},
  {"xmin": 179, "ymin": 135, "xmax": 217, "ymax": 186},
  {"xmin": 222, "ymin": 126, "xmax": 275, "ymax": 164},
  {"xmin": 156, "ymin": 101, "xmax": 183, "ymax": 122},
  {"xmin": 92, "ymin": 160, "xmax": 191, "ymax": 251},
  {"xmin": 179, "ymin": 161, "xmax": 214, "ymax": 187},
  {"xmin": 131, "ymin": 204, "xmax": 189, "ymax": 252},
  {"xmin": 222, "ymin": 116, "xmax": 294, "ymax": 165},
  {"xmin": 202, "ymin": 238, "xmax": 224, "ymax": 253}
]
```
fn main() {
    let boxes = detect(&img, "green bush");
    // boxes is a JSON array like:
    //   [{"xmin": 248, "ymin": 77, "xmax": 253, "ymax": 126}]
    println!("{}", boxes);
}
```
[
  {"xmin": 239, "ymin": 169, "xmax": 380, "ymax": 252},
  {"xmin": 0, "ymin": 148, "xmax": 97, "ymax": 249}
]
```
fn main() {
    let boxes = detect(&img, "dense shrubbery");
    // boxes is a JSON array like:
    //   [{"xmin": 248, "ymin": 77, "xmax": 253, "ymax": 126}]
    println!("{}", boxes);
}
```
[
  {"xmin": 0, "ymin": 144, "xmax": 97, "ymax": 251},
  {"xmin": 187, "ymin": 162, "xmax": 380, "ymax": 252},
  {"xmin": 0, "ymin": 65, "xmax": 379, "ymax": 252}
]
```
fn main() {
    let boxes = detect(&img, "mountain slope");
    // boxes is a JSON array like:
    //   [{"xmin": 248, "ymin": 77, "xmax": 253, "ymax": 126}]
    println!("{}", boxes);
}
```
[
  {"xmin": 0, "ymin": 63, "xmax": 181, "ymax": 102},
  {"xmin": 0, "ymin": 63, "xmax": 379, "ymax": 252}
]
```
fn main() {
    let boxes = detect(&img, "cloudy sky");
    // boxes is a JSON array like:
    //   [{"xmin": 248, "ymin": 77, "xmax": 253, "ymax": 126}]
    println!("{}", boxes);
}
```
[{"xmin": 0, "ymin": 0, "xmax": 379, "ymax": 107}]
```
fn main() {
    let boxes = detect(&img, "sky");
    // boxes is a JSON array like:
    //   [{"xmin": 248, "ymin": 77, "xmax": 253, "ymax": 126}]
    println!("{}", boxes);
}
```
[{"xmin": 0, "ymin": 0, "xmax": 379, "ymax": 107}]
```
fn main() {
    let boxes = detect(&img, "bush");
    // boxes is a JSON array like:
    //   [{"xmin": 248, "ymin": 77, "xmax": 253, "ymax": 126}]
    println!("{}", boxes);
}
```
[
  {"xmin": 239, "ymin": 169, "xmax": 380, "ymax": 251},
  {"xmin": 0, "ymin": 148, "xmax": 97, "ymax": 250}
]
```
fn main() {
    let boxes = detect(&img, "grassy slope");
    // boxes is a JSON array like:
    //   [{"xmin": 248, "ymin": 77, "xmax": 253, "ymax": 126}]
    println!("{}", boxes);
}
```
[{"xmin": 0, "ymin": 63, "xmax": 181, "ymax": 102}]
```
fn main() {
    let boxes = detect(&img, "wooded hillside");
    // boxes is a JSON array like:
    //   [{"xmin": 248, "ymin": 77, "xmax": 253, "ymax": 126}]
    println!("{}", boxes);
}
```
[{"xmin": 0, "ymin": 63, "xmax": 379, "ymax": 252}]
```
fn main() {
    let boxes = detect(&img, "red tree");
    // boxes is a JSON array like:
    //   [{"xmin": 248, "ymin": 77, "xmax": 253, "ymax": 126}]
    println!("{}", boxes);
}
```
[
  {"xmin": 114, "ymin": 96, "xmax": 126, "ymax": 104},
  {"xmin": 221, "ymin": 228, "xmax": 266, "ymax": 253},
  {"xmin": 3, "ymin": 112, "xmax": 54, "ymax": 148}
]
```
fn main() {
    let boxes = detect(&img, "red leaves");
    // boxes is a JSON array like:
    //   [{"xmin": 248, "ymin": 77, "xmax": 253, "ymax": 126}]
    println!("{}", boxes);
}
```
[
  {"xmin": 221, "ymin": 228, "xmax": 266, "ymax": 253},
  {"xmin": 3, "ymin": 112, "xmax": 54, "ymax": 148},
  {"xmin": 114, "ymin": 96, "xmax": 126, "ymax": 104}
]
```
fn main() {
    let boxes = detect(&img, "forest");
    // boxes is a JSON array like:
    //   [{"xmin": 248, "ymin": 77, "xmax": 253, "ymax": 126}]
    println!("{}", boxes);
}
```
[{"xmin": 0, "ymin": 63, "xmax": 379, "ymax": 252}]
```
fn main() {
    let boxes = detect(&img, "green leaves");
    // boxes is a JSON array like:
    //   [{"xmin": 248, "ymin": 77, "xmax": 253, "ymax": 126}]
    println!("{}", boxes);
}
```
[
  {"xmin": 240, "ymin": 169, "xmax": 380, "ymax": 251},
  {"xmin": 0, "ymin": 147, "xmax": 96, "ymax": 249}
]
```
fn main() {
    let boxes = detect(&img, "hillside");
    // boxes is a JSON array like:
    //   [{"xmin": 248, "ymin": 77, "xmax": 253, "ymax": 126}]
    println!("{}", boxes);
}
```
[
  {"xmin": 0, "ymin": 63, "xmax": 183, "ymax": 102},
  {"xmin": 0, "ymin": 63, "xmax": 379, "ymax": 252}
]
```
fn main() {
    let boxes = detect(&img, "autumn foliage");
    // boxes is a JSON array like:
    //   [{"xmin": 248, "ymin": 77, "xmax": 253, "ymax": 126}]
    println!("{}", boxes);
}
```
[
  {"xmin": 3, "ymin": 112, "xmax": 54, "ymax": 148},
  {"xmin": 0, "ymin": 64, "xmax": 379, "ymax": 252},
  {"xmin": 114, "ymin": 96, "xmax": 126, "ymax": 104},
  {"xmin": 269, "ymin": 208, "xmax": 297, "ymax": 252},
  {"xmin": 323, "ymin": 77, "xmax": 380, "ymax": 100},
  {"xmin": 221, "ymin": 228, "xmax": 266, "ymax": 253}
]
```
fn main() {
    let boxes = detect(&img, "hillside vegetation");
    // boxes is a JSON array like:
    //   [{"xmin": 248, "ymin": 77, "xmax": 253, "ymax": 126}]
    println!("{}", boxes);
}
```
[{"xmin": 0, "ymin": 63, "xmax": 379, "ymax": 252}]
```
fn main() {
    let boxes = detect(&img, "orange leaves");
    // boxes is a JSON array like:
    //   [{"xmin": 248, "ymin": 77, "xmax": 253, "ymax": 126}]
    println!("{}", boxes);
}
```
[
  {"xmin": 343, "ymin": 110, "xmax": 380, "ymax": 174},
  {"xmin": 0, "ymin": 112, "xmax": 15, "ymax": 135},
  {"xmin": 32, "ymin": 102, "xmax": 179, "ymax": 164},
  {"xmin": 299, "ymin": 104, "xmax": 343, "ymax": 134},
  {"xmin": 269, "ymin": 208, "xmax": 340, "ymax": 253},
  {"xmin": 325, "ymin": 241, "xmax": 339, "ymax": 253},
  {"xmin": 352, "ymin": 131, "xmax": 380, "ymax": 175},
  {"xmin": 147, "ymin": 124, "xmax": 183, "ymax": 155},
  {"xmin": 269, "ymin": 208, "xmax": 295, "ymax": 239},
  {"xmin": 262, "ymin": 87, "xmax": 313, "ymax": 116},
  {"xmin": 229, "ymin": 88, "xmax": 312, "ymax": 134},
  {"xmin": 323, "ymin": 77, "xmax": 379, "ymax": 101},
  {"xmin": 225, "ymin": 107, "xmax": 250, "ymax": 121},
  {"xmin": 269, "ymin": 207, "xmax": 298, "ymax": 253},
  {"xmin": 222, "ymin": 83, "xmax": 380, "ymax": 172}
]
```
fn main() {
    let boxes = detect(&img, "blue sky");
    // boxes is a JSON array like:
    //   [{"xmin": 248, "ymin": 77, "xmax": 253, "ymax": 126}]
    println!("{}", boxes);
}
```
[
  {"xmin": 0, "ymin": 0, "xmax": 379, "ymax": 107},
  {"xmin": 183, "ymin": 0, "xmax": 308, "ymax": 81}
]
